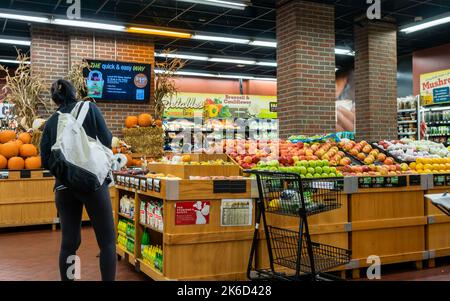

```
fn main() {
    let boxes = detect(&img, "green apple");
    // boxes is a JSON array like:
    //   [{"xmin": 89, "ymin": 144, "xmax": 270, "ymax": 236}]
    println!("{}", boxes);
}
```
[
  {"xmin": 322, "ymin": 166, "xmax": 330, "ymax": 174},
  {"xmin": 305, "ymin": 173, "xmax": 313, "ymax": 178},
  {"xmin": 321, "ymin": 160, "xmax": 329, "ymax": 167},
  {"xmin": 315, "ymin": 160, "xmax": 323, "ymax": 167},
  {"xmin": 336, "ymin": 172, "xmax": 343, "ymax": 177},
  {"xmin": 308, "ymin": 160, "xmax": 317, "ymax": 168},
  {"xmin": 307, "ymin": 167, "xmax": 315, "ymax": 174},
  {"xmin": 328, "ymin": 172, "xmax": 336, "ymax": 177},
  {"xmin": 329, "ymin": 167, "xmax": 337, "ymax": 174},
  {"xmin": 299, "ymin": 166, "xmax": 307, "ymax": 175},
  {"xmin": 313, "ymin": 173, "xmax": 322, "ymax": 178},
  {"xmin": 300, "ymin": 174, "xmax": 305, "ymax": 178},
  {"xmin": 300, "ymin": 160, "xmax": 309, "ymax": 167},
  {"xmin": 321, "ymin": 173, "xmax": 329, "ymax": 178},
  {"xmin": 315, "ymin": 166, "xmax": 323, "ymax": 174}
]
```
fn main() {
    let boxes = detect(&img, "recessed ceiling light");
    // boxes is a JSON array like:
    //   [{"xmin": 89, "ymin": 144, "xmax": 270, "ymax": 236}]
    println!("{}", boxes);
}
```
[
  {"xmin": 401, "ymin": 12, "xmax": 450, "ymax": 34},
  {"xmin": 236, "ymin": 64, "xmax": 245, "ymax": 67}
]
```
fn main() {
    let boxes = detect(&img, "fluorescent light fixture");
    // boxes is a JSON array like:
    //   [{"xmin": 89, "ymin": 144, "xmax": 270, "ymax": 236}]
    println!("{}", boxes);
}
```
[
  {"xmin": 155, "ymin": 53, "xmax": 208, "ymax": 61},
  {"xmin": 154, "ymin": 68, "xmax": 276, "ymax": 81},
  {"xmin": 177, "ymin": 0, "xmax": 247, "ymax": 10},
  {"xmin": 52, "ymin": 19, "xmax": 125, "ymax": 31},
  {"xmin": 257, "ymin": 61, "xmax": 277, "ymax": 67},
  {"xmin": 0, "ymin": 12, "xmax": 49, "ymax": 24},
  {"xmin": 209, "ymin": 57, "xmax": 256, "ymax": 65},
  {"xmin": 400, "ymin": 13, "xmax": 450, "ymax": 34},
  {"xmin": 0, "ymin": 59, "xmax": 30, "ymax": 65},
  {"xmin": 0, "ymin": 38, "xmax": 31, "ymax": 46},
  {"xmin": 335, "ymin": 48, "xmax": 355, "ymax": 56},
  {"xmin": 128, "ymin": 27, "xmax": 192, "ymax": 38},
  {"xmin": 193, "ymin": 34, "xmax": 250, "ymax": 44},
  {"xmin": 249, "ymin": 40, "xmax": 277, "ymax": 48}
]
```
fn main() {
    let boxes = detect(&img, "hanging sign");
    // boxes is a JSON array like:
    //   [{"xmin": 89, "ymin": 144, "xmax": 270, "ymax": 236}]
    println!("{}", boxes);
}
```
[
  {"xmin": 163, "ymin": 92, "xmax": 277, "ymax": 119},
  {"xmin": 175, "ymin": 201, "xmax": 210, "ymax": 225},
  {"xmin": 420, "ymin": 69, "xmax": 450, "ymax": 106}
]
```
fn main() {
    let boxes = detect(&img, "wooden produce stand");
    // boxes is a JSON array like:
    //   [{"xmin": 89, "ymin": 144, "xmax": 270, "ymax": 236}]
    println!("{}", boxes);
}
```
[
  {"xmin": 114, "ymin": 161, "xmax": 257, "ymax": 280},
  {"xmin": 424, "ymin": 174, "xmax": 450, "ymax": 268}
]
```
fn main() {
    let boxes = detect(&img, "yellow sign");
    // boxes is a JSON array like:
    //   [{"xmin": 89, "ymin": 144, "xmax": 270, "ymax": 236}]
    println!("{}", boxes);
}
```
[
  {"xmin": 163, "ymin": 92, "xmax": 277, "ymax": 119},
  {"xmin": 420, "ymin": 69, "xmax": 450, "ymax": 106}
]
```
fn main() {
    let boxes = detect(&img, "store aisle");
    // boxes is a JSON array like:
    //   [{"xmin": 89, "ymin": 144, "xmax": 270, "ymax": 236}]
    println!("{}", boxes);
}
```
[{"xmin": 0, "ymin": 226, "xmax": 147, "ymax": 281}]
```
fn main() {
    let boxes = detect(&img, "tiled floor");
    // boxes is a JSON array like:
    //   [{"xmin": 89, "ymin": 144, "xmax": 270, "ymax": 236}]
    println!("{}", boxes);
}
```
[{"xmin": 0, "ymin": 225, "xmax": 449, "ymax": 281}]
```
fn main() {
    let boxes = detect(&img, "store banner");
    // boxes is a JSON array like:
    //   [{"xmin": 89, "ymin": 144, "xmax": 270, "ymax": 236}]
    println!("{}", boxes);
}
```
[
  {"xmin": 420, "ymin": 69, "xmax": 450, "ymax": 106},
  {"xmin": 162, "ymin": 92, "xmax": 277, "ymax": 119}
]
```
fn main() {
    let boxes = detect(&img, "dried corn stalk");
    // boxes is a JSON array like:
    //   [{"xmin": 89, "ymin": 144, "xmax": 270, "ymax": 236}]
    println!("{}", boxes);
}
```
[
  {"xmin": 66, "ymin": 60, "xmax": 91, "ymax": 100},
  {"xmin": 0, "ymin": 50, "xmax": 50, "ymax": 130},
  {"xmin": 154, "ymin": 49, "xmax": 185, "ymax": 120}
]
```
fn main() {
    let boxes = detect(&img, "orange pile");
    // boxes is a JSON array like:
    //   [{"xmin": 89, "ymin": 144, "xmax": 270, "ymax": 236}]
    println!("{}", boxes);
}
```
[{"xmin": 0, "ymin": 130, "xmax": 41, "ymax": 170}]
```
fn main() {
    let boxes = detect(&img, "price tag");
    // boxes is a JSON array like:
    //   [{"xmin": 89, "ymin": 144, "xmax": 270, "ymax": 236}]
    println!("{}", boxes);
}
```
[
  {"xmin": 0, "ymin": 171, "xmax": 8, "ymax": 179},
  {"xmin": 147, "ymin": 178, "xmax": 153, "ymax": 191},
  {"xmin": 140, "ymin": 179, "xmax": 147, "ymax": 191},
  {"xmin": 154, "ymin": 179, "xmax": 161, "ymax": 192},
  {"xmin": 125, "ymin": 177, "xmax": 131, "ymax": 188},
  {"xmin": 134, "ymin": 177, "xmax": 140, "ymax": 189}
]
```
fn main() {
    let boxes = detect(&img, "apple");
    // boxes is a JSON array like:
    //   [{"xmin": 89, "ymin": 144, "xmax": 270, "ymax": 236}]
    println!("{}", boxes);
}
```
[
  {"xmin": 292, "ymin": 156, "xmax": 299, "ymax": 162},
  {"xmin": 307, "ymin": 167, "xmax": 315, "ymax": 174},
  {"xmin": 299, "ymin": 166, "xmax": 307, "ymax": 175},
  {"xmin": 315, "ymin": 166, "xmax": 323, "ymax": 174},
  {"xmin": 309, "ymin": 161, "xmax": 317, "ymax": 168},
  {"xmin": 384, "ymin": 158, "xmax": 394, "ymax": 165},
  {"xmin": 377, "ymin": 153, "xmax": 386, "ymax": 162},
  {"xmin": 305, "ymin": 173, "xmax": 313, "ymax": 178},
  {"xmin": 357, "ymin": 153, "xmax": 366, "ymax": 161},
  {"xmin": 313, "ymin": 173, "xmax": 322, "ymax": 178}
]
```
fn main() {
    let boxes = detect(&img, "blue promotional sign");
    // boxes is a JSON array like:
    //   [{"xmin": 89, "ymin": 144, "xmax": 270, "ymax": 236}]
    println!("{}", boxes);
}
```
[{"xmin": 433, "ymin": 87, "xmax": 450, "ymax": 103}]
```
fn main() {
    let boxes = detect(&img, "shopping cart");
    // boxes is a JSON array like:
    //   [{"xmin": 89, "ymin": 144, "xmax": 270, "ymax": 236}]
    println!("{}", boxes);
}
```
[{"xmin": 246, "ymin": 170, "xmax": 351, "ymax": 281}]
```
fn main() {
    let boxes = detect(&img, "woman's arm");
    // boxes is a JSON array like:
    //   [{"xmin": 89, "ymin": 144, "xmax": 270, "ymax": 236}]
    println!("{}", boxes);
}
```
[{"xmin": 90, "ymin": 102, "xmax": 113, "ymax": 149}]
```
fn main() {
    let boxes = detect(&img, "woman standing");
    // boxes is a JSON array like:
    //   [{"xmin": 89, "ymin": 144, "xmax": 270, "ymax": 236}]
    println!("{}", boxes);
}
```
[{"xmin": 40, "ymin": 79, "xmax": 116, "ymax": 281}]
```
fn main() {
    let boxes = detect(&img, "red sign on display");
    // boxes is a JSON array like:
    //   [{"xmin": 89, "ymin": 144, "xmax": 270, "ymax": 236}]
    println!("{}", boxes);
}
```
[{"xmin": 175, "ymin": 201, "xmax": 210, "ymax": 225}]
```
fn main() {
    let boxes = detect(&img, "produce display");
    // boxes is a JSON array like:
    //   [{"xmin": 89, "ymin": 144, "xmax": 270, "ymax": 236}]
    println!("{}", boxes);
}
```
[
  {"xmin": 338, "ymin": 139, "xmax": 395, "ymax": 165},
  {"xmin": 252, "ymin": 159, "xmax": 343, "ymax": 178},
  {"xmin": 0, "ymin": 130, "xmax": 41, "ymax": 170},
  {"xmin": 374, "ymin": 139, "xmax": 450, "ymax": 162},
  {"xmin": 409, "ymin": 157, "xmax": 450, "ymax": 173},
  {"xmin": 159, "ymin": 155, "xmax": 234, "ymax": 166},
  {"xmin": 338, "ymin": 163, "xmax": 411, "ymax": 176}
]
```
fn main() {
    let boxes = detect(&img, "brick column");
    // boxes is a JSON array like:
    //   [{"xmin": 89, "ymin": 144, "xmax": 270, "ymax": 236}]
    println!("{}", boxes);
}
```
[
  {"xmin": 277, "ymin": 0, "xmax": 336, "ymax": 138},
  {"xmin": 354, "ymin": 20, "xmax": 397, "ymax": 141}
]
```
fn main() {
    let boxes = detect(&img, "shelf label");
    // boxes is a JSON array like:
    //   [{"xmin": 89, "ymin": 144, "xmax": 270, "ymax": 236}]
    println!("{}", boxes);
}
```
[
  {"xmin": 154, "ymin": 179, "xmax": 161, "ymax": 192},
  {"xmin": 357, "ymin": 176, "xmax": 406, "ymax": 188},
  {"xmin": 147, "ymin": 178, "xmax": 153, "ymax": 191},
  {"xmin": 175, "ymin": 201, "xmax": 210, "ymax": 225},
  {"xmin": 434, "ymin": 175, "xmax": 446, "ymax": 186},
  {"xmin": 140, "ymin": 179, "xmax": 147, "ymax": 191},
  {"xmin": 0, "ymin": 171, "xmax": 8, "ymax": 179}
]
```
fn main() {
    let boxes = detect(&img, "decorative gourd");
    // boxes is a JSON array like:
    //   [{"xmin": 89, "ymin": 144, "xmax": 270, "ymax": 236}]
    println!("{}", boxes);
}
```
[
  {"xmin": 8, "ymin": 157, "xmax": 25, "ymax": 170},
  {"xmin": 125, "ymin": 154, "xmax": 133, "ymax": 167},
  {"xmin": 20, "ymin": 144, "xmax": 38, "ymax": 158},
  {"xmin": 0, "ymin": 130, "xmax": 16, "ymax": 143},
  {"xmin": 0, "ymin": 155, "xmax": 7, "ymax": 169},
  {"xmin": 125, "ymin": 116, "xmax": 138, "ymax": 128},
  {"xmin": 154, "ymin": 119, "xmax": 163, "ymax": 127},
  {"xmin": 138, "ymin": 113, "xmax": 153, "ymax": 127},
  {"xmin": 25, "ymin": 156, "xmax": 41, "ymax": 169},
  {"xmin": 0, "ymin": 142, "xmax": 19, "ymax": 159},
  {"xmin": 18, "ymin": 132, "xmax": 32, "ymax": 144}
]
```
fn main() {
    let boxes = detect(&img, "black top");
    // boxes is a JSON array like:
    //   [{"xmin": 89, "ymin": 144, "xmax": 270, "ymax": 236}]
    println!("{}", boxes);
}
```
[{"xmin": 40, "ymin": 99, "xmax": 113, "ymax": 189}]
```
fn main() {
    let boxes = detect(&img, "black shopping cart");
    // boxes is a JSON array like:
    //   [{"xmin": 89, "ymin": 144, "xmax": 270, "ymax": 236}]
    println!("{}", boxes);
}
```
[{"xmin": 246, "ymin": 170, "xmax": 351, "ymax": 281}]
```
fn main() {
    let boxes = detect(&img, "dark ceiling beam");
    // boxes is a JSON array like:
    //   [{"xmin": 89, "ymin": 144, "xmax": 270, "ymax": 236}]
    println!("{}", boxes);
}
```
[
  {"xmin": 168, "ymin": 4, "xmax": 196, "ymax": 24},
  {"xmin": 132, "ymin": 0, "xmax": 158, "ymax": 20},
  {"xmin": 409, "ymin": 0, "xmax": 450, "ymax": 9},
  {"xmin": 52, "ymin": 0, "xmax": 63, "ymax": 12},
  {"xmin": 2, "ymin": 20, "xmax": 7, "ymax": 33},
  {"xmin": 96, "ymin": 0, "xmax": 111, "ymax": 14},
  {"xmin": 9, "ymin": 0, "xmax": 14, "ymax": 8},
  {"xmin": 231, "ymin": 8, "xmax": 274, "ymax": 32}
]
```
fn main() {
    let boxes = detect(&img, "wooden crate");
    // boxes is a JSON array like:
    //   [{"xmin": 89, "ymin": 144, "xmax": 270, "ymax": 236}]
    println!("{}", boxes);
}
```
[{"xmin": 425, "ymin": 187, "xmax": 450, "ymax": 260}]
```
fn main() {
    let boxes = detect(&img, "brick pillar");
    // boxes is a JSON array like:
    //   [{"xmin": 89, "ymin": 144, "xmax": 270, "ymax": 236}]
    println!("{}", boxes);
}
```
[
  {"xmin": 277, "ymin": 0, "xmax": 336, "ymax": 138},
  {"xmin": 354, "ymin": 20, "xmax": 397, "ymax": 141}
]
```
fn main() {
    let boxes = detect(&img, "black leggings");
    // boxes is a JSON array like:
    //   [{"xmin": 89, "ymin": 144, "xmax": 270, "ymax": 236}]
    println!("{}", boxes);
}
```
[{"xmin": 55, "ymin": 183, "xmax": 116, "ymax": 281}]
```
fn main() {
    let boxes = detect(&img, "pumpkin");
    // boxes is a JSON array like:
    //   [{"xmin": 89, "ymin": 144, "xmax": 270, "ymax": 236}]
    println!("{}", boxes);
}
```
[
  {"xmin": 8, "ymin": 157, "xmax": 25, "ymax": 170},
  {"xmin": 18, "ymin": 132, "xmax": 32, "ymax": 144},
  {"xmin": 0, "ymin": 130, "xmax": 16, "ymax": 143},
  {"xmin": 112, "ymin": 147, "xmax": 118, "ymax": 154},
  {"xmin": 134, "ymin": 160, "xmax": 142, "ymax": 166},
  {"xmin": 125, "ymin": 154, "xmax": 133, "ymax": 167},
  {"xmin": 20, "ymin": 144, "xmax": 38, "ymax": 158},
  {"xmin": 125, "ymin": 116, "xmax": 138, "ymax": 128},
  {"xmin": 138, "ymin": 113, "xmax": 153, "ymax": 127},
  {"xmin": 0, "ymin": 155, "xmax": 7, "ymax": 169},
  {"xmin": 0, "ymin": 142, "xmax": 19, "ymax": 159},
  {"xmin": 120, "ymin": 146, "xmax": 127, "ymax": 153},
  {"xmin": 154, "ymin": 119, "xmax": 163, "ymax": 127},
  {"xmin": 25, "ymin": 156, "xmax": 41, "ymax": 169}
]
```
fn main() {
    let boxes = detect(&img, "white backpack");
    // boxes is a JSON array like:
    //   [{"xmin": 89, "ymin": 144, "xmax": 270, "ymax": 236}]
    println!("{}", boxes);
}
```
[{"xmin": 50, "ymin": 101, "xmax": 113, "ymax": 191}]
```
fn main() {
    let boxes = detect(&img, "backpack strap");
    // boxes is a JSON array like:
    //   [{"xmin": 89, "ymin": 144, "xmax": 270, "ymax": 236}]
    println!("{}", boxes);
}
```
[{"xmin": 76, "ymin": 101, "xmax": 91, "ymax": 125}]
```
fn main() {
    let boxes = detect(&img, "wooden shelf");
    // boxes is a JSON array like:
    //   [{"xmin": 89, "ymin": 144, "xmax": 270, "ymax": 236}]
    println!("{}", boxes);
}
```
[
  {"xmin": 139, "ymin": 222, "xmax": 163, "ymax": 234},
  {"xmin": 117, "ymin": 243, "xmax": 134, "ymax": 258},
  {"xmin": 137, "ymin": 258, "xmax": 167, "ymax": 281},
  {"xmin": 118, "ymin": 212, "xmax": 134, "ymax": 220}
]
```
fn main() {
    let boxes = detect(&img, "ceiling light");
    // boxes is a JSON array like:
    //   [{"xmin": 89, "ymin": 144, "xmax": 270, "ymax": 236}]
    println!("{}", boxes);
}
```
[
  {"xmin": 154, "ymin": 68, "xmax": 276, "ymax": 81},
  {"xmin": 0, "ymin": 38, "xmax": 31, "ymax": 46},
  {"xmin": 400, "ymin": 13, "xmax": 450, "ymax": 34},
  {"xmin": 155, "ymin": 53, "xmax": 208, "ymax": 61},
  {"xmin": 335, "ymin": 48, "xmax": 355, "ymax": 56},
  {"xmin": 0, "ymin": 58, "xmax": 30, "ymax": 65},
  {"xmin": 177, "ymin": 0, "xmax": 247, "ymax": 10},
  {"xmin": 128, "ymin": 27, "xmax": 192, "ymax": 38},
  {"xmin": 257, "ymin": 61, "xmax": 277, "ymax": 67},
  {"xmin": 249, "ymin": 40, "xmax": 277, "ymax": 48},
  {"xmin": 193, "ymin": 34, "xmax": 250, "ymax": 44},
  {"xmin": 209, "ymin": 57, "xmax": 255, "ymax": 65},
  {"xmin": 53, "ymin": 19, "xmax": 125, "ymax": 31},
  {"xmin": 0, "ymin": 12, "xmax": 49, "ymax": 24}
]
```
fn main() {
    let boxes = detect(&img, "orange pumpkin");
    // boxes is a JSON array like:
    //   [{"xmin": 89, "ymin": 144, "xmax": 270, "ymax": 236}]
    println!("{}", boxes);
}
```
[
  {"xmin": 20, "ymin": 144, "xmax": 38, "ymax": 158},
  {"xmin": 18, "ymin": 132, "xmax": 32, "ymax": 144},
  {"xmin": 0, "ymin": 155, "xmax": 7, "ymax": 169},
  {"xmin": 8, "ymin": 157, "xmax": 25, "ymax": 170},
  {"xmin": 0, "ymin": 130, "xmax": 16, "ymax": 143},
  {"xmin": 125, "ymin": 154, "xmax": 133, "ymax": 167},
  {"xmin": 154, "ymin": 119, "xmax": 163, "ymax": 127},
  {"xmin": 25, "ymin": 156, "xmax": 41, "ymax": 169},
  {"xmin": 0, "ymin": 142, "xmax": 19, "ymax": 159},
  {"xmin": 112, "ymin": 147, "xmax": 118, "ymax": 154},
  {"xmin": 125, "ymin": 116, "xmax": 138, "ymax": 128},
  {"xmin": 138, "ymin": 113, "xmax": 153, "ymax": 127},
  {"xmin": 13, "ymin": 139, "xmax": 24, "ymax": 148},
  {"xmin": 120, "ymin": 146, "xmax": 127, "ymax": 153}
]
